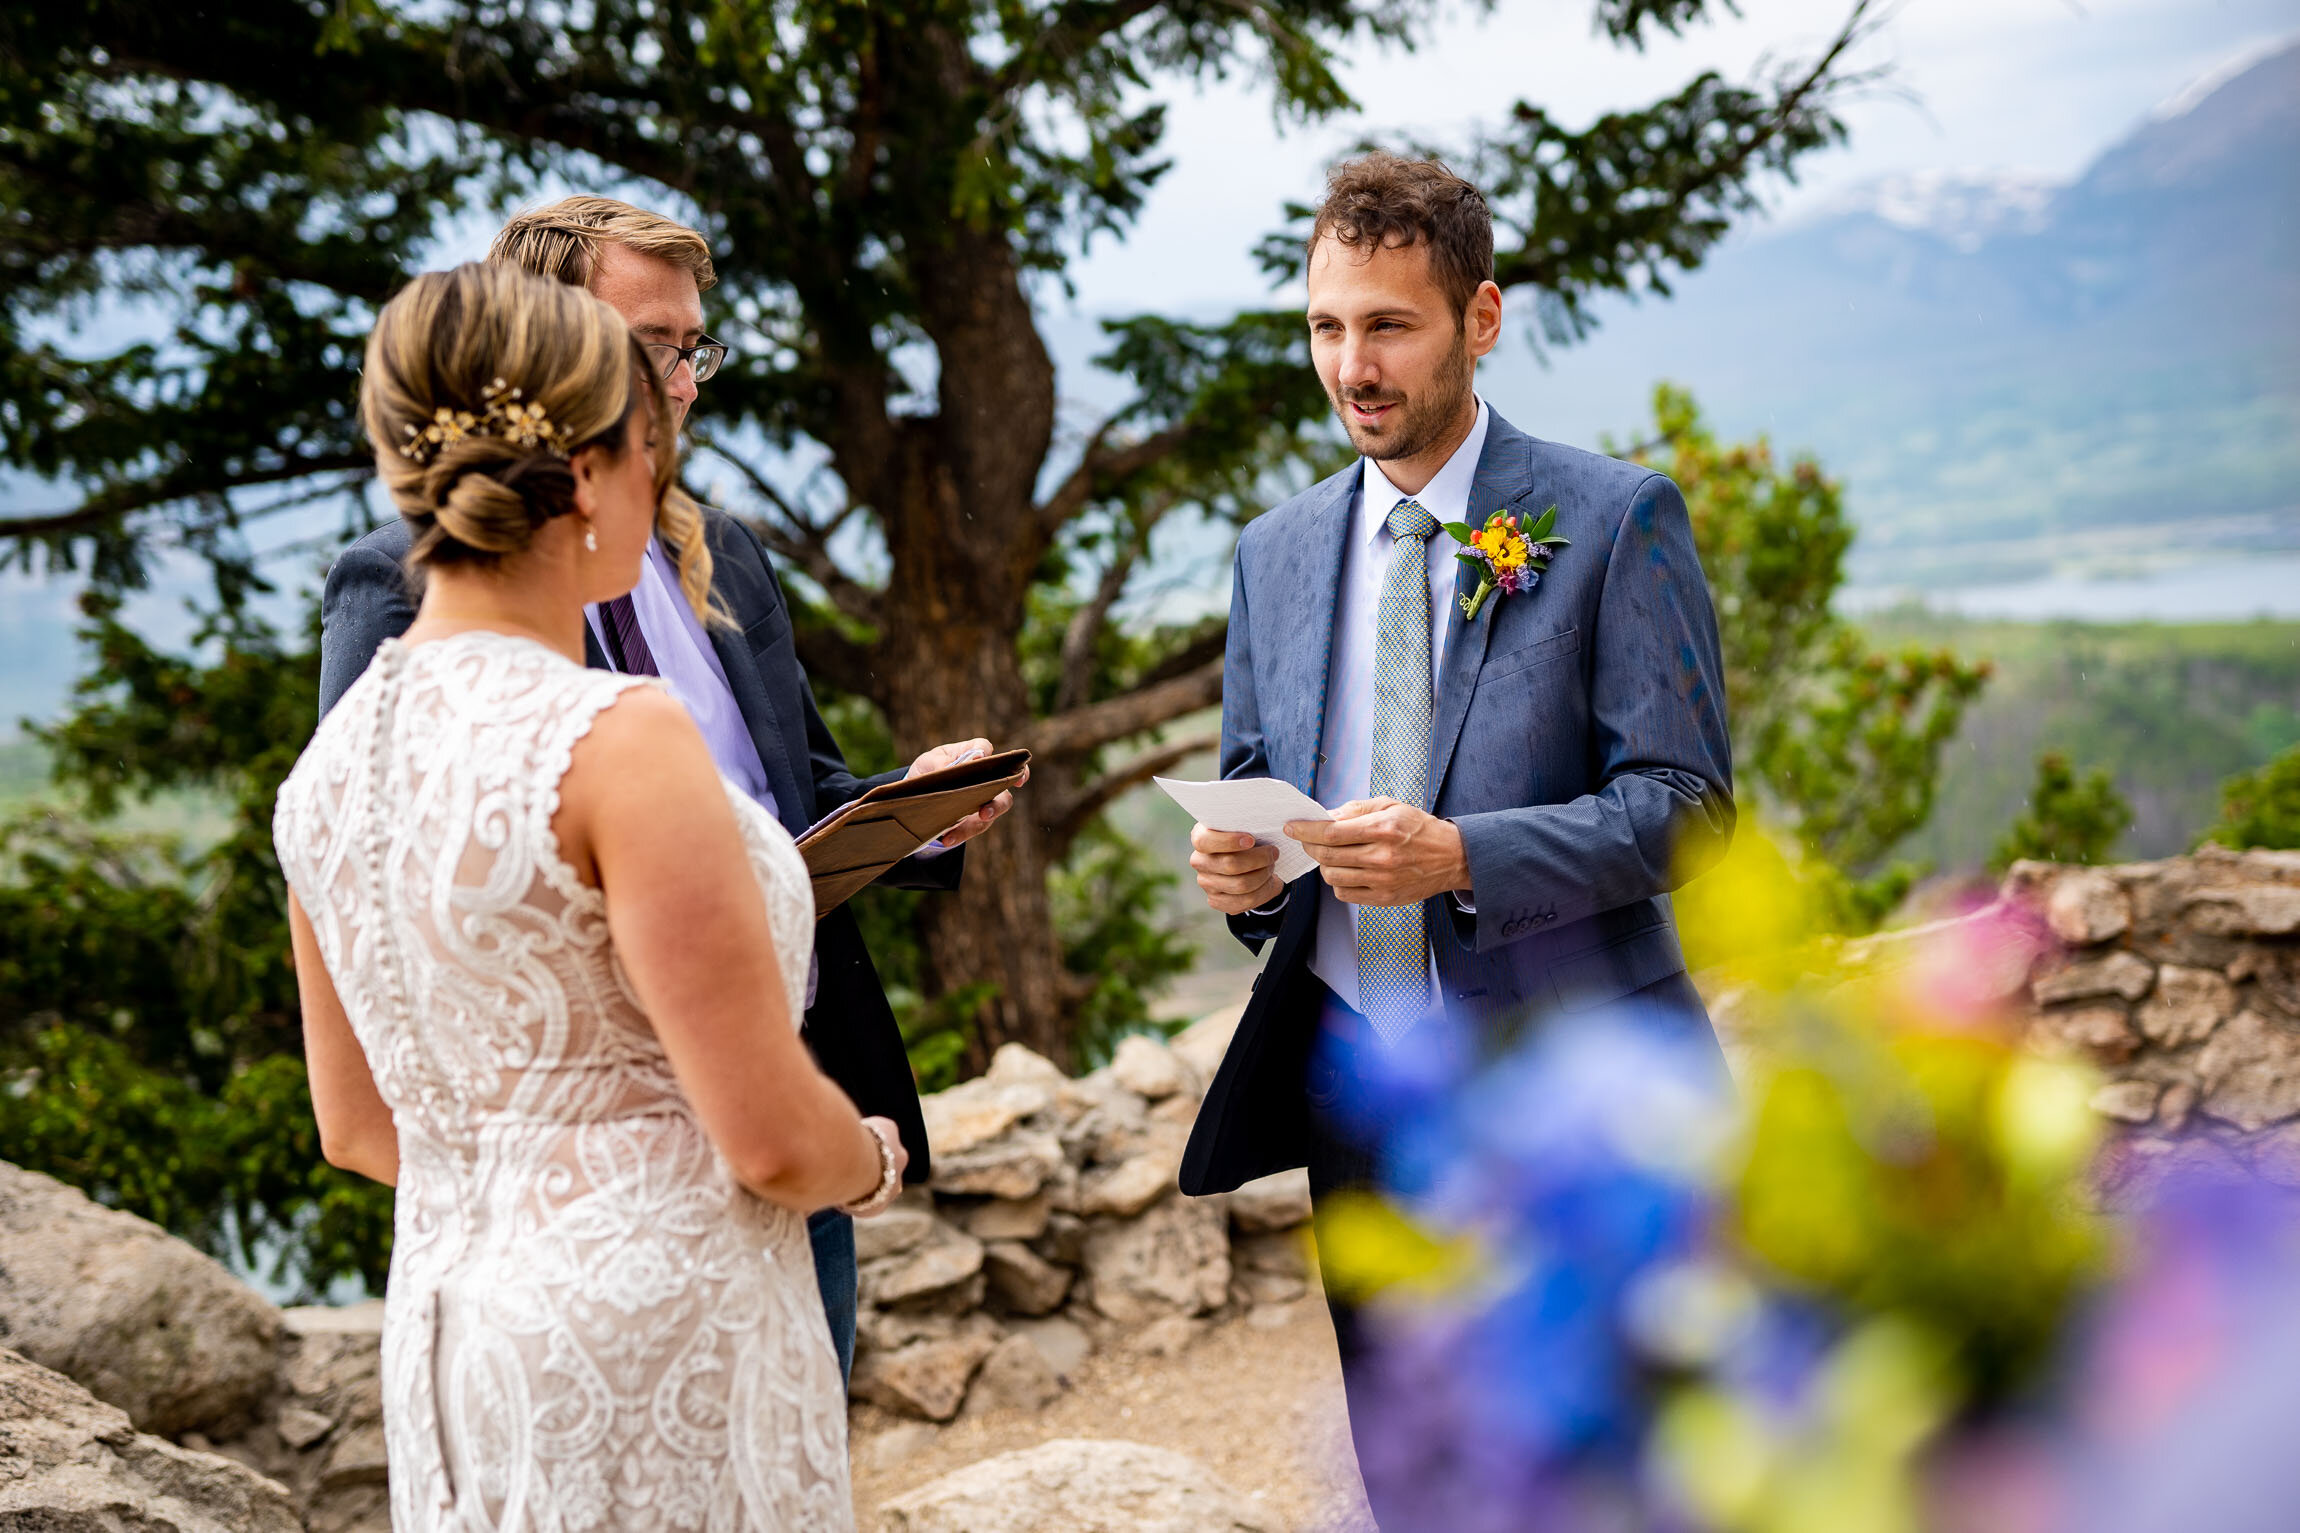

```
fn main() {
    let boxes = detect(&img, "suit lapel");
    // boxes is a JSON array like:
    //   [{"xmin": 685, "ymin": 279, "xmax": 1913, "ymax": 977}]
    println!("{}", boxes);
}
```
[
  {"xmin": 708, "ymin": 623, "xmax": 813, "ymax": 834},
  {"xmin": 1428, "ymin": 414, "xmax": 1538, "ymax": 803},
  {"xmin": 1267, "ymin": 471, "xmax": 1357, "ymax": 795}
]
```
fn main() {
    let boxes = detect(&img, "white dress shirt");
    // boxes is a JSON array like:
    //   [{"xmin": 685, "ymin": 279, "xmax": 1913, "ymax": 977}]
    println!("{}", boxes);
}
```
[{"xmin": 1307, "ymin": 398, "xmax": 1490, "ymax": 1019}]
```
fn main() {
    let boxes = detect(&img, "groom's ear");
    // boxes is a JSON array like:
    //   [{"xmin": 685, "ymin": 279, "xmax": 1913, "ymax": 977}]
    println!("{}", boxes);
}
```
[{"xmin": 1466, "ymin": 279, "xmax": 1503, "ymax": 359}]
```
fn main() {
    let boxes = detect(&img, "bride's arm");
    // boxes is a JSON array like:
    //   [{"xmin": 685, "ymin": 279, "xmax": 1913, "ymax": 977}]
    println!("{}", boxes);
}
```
[
  {"xmin": 560, "ymin": 688, "xmax": 894, "ymax": 1213},
  {"xmin": 289, "ymin": 893, "xmax": 400, "ymax": 1187}
]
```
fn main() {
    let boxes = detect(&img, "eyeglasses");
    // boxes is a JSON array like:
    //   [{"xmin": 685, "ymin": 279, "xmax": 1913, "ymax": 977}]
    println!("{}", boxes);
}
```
[{"xmin": 642, "ymin": 336, "xmax": 729, "ymax": 384}]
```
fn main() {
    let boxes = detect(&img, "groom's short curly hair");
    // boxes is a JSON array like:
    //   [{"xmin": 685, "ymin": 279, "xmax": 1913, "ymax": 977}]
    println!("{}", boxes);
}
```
[
  {"xmin": 1309, "ymin": 153, "xmax": 1493, "ymax": 319},
  {"xmin": 490, "ymin": 196, "xmax": 717, "ymax": 293}
]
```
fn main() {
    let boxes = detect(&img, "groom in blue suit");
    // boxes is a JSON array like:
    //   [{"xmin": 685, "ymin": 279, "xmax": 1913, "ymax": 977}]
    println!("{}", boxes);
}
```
[{"xmin": 1179, "ymin": 154, "xmax": 1733, "ymax": 1513}]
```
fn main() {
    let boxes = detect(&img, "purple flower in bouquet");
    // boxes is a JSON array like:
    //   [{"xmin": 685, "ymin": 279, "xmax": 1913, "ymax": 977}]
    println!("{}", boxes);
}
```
[
  {"xmin": 1442, "ymin": 507, "xmax": 1568, "ymax": 619},
  {"xmin": 2051, "ymin": 1169, "xmax": 2300, "ymax": 1533}
]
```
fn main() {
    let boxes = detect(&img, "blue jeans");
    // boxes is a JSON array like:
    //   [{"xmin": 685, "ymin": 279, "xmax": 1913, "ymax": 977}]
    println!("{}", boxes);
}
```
[{"xmin": 806, "ymin": 1208, "xmax": 857, "ymax": 1382}]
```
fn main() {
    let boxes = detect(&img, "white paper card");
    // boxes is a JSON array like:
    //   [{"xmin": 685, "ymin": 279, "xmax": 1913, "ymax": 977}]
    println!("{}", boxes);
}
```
[{"xmin": 1153, "ymin": 776, "xmax": 1332, "ymax": 883}]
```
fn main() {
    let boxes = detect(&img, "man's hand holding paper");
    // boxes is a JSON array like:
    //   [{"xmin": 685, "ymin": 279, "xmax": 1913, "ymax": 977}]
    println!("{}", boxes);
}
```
[
  {"xmin": 1285, "ymin": 797, "xmax": 1471, "ymax": 907},
  {"xmin": 1158, "ymin": 776, "xmax": 1328, "ymax": 915}
]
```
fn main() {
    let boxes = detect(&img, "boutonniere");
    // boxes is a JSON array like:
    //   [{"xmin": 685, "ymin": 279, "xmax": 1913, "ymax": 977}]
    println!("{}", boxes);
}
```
[{"xmin": 1442, "ymin": 506, "xmax": 1567, "ymax": 621}]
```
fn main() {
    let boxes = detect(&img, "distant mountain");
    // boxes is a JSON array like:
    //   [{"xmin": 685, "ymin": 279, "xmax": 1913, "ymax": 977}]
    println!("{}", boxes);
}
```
[
  {"xmin": 1821, "ymin": 170, "xmax": 2058, "ymax": 252},
  {"xmin": 1496, "ymin": 37, "xmax": 2300, "ymax": 590}
]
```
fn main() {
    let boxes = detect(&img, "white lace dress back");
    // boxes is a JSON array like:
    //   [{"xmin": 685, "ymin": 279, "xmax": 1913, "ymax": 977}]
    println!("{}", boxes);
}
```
[{"xmin": 273, "ymin": 631, "xmax": 851, "ymax": 1532}]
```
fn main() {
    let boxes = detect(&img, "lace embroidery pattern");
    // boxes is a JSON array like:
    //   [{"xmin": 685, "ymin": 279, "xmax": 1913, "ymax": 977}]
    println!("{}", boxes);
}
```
[{"xmin": 275, "ymin": 631, "xmax": 849, "ymax": 1532}]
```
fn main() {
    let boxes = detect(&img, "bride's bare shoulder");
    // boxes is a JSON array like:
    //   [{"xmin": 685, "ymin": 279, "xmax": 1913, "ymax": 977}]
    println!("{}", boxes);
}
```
[{"xmin": 553, "ymin": 683, "xmax": 730, "ymax": 879}]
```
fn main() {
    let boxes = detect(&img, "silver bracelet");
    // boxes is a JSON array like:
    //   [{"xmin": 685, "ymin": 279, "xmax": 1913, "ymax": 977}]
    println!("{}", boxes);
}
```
[{"xmin": 839, "ymin": 1121, "xmax": 902, "ymax": 1218}]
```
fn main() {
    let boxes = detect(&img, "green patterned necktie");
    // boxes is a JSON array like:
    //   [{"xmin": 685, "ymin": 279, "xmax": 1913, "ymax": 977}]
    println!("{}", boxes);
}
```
[{"xmin": 1356, "ymin": 497, "xmax": 1439, "ymax": 1043}]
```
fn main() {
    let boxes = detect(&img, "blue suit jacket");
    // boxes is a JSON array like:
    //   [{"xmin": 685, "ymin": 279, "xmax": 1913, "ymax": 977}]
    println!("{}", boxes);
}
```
[
  {"xmin": 317, "ymin": 508, "xmax": 957, "ymax": 1182},
  {"xmin": 1178, "ymin": 409, "xmax": 1735, "ymax": 1195}
]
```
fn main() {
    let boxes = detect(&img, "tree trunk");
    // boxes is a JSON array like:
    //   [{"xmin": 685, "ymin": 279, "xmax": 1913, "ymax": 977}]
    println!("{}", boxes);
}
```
[
  {"xmin": 872, "ymin": 580, "xmax": 1080, "ymax": 1070},
  {"xmin": 833, "ymin": 203, "xmax": 1092, "ymax": 1068}
]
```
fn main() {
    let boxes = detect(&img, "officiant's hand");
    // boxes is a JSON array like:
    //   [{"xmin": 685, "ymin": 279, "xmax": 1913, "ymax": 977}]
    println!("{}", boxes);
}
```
[
  {"xmin": 907, "ymin": 737, "xmax": 1026, "ymax": 849},
  {"xmin": 1190, "ymin": 825, "xmax": 1285, "ymax": 914},
  {"xmin": 1287, "ymin": 799, "xmax": 1471, "ymax": 907}
]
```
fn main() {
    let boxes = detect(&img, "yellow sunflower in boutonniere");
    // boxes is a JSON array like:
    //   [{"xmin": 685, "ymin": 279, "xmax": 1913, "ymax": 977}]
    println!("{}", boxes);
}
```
[{"xmin": 1441, "ymin": 505, "xmax": 1567, "ymax": 620}]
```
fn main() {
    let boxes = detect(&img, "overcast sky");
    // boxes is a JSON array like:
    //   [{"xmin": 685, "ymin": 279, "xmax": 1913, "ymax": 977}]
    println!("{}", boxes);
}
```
[{"xmin": 1059, "ymin": 0, "xmax": 2300, "ymax": 313}]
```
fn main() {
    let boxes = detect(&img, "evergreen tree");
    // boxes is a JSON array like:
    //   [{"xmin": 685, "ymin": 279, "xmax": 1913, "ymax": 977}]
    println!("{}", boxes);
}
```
[
  {"xmin": 2201, "ymin": 744, "xmax": 2300, "ymax": 851},
  {"xmin": 3, "ymin": 0, "xmax": 1880, "ymax": 1063},
  {"xmin": 1990, "ymin": 750, "xmax": 2131, "ymax": 873},
  {"xmin": 0, "ymin": 594, "xmax": 392, "ymax": 1295},
  {"xmin": 1622, "ymin": 385, "xmax": 1990, "ymax": 929}
]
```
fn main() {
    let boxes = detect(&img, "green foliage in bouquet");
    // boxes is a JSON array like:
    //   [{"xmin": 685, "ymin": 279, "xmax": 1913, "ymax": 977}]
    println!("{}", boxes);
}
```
[
  {"xmin": 1665, "ymin": 826, "xmax": 2110, "ymax": 1529},
  {"xmin": 1313, "ymin": 819, "xmax": 2117, "ymax": 1531}
]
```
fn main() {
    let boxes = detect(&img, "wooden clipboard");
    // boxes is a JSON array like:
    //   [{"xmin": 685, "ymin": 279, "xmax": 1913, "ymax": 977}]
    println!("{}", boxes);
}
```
[{"xmin": 797, "ymin": 748, "xmax": 1030, "ymax": 915}]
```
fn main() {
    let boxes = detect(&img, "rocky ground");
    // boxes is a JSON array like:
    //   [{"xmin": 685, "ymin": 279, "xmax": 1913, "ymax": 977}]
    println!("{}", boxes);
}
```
[{"xmin": 851, "ymin": 1286, "xmax": 1375, "ymax": 1532}]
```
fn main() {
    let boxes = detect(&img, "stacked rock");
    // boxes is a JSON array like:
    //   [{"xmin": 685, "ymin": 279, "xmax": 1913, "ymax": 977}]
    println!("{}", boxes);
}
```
[
  {"xmin": 1832, "ymin": 846, "xmax": 2300, "ymax": 1199},
  {"xmin": 850, "ymin": 1012, "xmax": 1314, "ymax": 1423}
]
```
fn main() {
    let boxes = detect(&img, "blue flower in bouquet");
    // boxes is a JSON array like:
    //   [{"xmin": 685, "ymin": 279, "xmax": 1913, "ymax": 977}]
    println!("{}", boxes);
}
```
[{"xmin": 1311, "ymin": 1009, "xmax": 1742, "ymax": 1526}]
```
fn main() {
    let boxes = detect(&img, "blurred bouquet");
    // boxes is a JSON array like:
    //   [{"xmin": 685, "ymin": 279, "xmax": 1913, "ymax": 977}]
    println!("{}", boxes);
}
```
[{"xmin": 1311, "ymin": 827, "xmax": 2300, "ymax": 1533}]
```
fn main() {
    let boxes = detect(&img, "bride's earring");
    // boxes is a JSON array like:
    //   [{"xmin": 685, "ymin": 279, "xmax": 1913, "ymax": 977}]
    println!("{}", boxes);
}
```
[{"xmin": 583, "ymin": 525, "xmax": 598, "ymax": 552}]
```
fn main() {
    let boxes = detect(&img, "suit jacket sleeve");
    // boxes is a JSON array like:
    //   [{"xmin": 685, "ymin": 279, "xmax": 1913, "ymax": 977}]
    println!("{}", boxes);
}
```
[
  {"xmin": 318, "ymin": 538, "xmax": 418, "ymax": 720},
  {"xmin": 1218, "ymin": 540, "xmax": 1290, "ymax": 954},
  {"xmin": 1448, "ymin": 473, "xmax": 1735, "ymax": 952}
]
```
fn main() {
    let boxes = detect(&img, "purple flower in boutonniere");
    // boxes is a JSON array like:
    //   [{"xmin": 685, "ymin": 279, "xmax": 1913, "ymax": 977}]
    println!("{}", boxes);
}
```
[{"xmin": 1441, "ymin": 506, "xmax": 1568, "ymax": 621}]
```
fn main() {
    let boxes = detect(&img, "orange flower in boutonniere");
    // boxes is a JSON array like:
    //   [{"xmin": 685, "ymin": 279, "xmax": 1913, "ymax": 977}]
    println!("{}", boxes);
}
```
[{"xmin": 1442, "ymin": 506, "xmax": 1568, "ymax": 620}]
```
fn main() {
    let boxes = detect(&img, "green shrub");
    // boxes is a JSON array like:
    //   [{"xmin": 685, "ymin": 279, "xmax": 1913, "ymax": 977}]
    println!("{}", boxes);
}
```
[
  {"xmin": 2202, "ymin": 744, "xmax": 2300, "ymax": 850},
  {"xmin": 1991, "ymin": 751, "xmax": 2132, "ymax": 873}
]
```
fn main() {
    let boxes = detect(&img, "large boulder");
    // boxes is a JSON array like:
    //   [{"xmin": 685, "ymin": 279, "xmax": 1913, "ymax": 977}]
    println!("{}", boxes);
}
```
[
  {"xmin": 0, "ymin": 1160, "xmax": 282, "ymax": 1438},
  {"xmin": 877, "ymin": 1438, "xmax": 1276, "ymax": 1533},
  {"xmin": 0, "ymin": 1345, "xmax": 300, "ymax": 1533}
]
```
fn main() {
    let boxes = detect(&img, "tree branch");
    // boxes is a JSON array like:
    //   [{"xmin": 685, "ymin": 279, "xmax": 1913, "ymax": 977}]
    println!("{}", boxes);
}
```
[
  {"xmin": 1035, "ymin": 420, "xmax": 1190, "ymax": 542},
  {"xmin": 1491, "ymin": 0, "xmax": 1884, "ymax": 298},
  {"xmin": 0, "ymin": 455, "xmax": 373, "ymax": 542},
  {"xmin": 1135, "ymin": 624, "xmax": 1230, "ymax": 693},
  {"xmin": 1047, "ymin": 728, "xmax": 1221, "ymax": 846},
  {"xmin": 991, "ymin": 0, "xmax": 1166, "ymax": 97},
  {"xmin": 1054, "ymin": 488, "xmax": 1182, "ymax": 715},
  {"xmin": 704, "ymin": 448, "xmax": 882, "ymax": 626},
  {"xmin": 1024, "ymin": 655, "xmax": 1223, "ymax": 762}
]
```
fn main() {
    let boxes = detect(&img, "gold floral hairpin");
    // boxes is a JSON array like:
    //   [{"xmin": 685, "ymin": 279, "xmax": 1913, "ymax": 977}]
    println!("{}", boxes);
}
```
[{"xmin": 396, "ymin": 377, "xmax": 567, "ymax": 465}]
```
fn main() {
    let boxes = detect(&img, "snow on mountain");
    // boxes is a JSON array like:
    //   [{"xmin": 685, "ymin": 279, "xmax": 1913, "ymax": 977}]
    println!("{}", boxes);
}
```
[{"xmin": 1818, "ymin": 170, "xmax": 2062, "ymax": 252}]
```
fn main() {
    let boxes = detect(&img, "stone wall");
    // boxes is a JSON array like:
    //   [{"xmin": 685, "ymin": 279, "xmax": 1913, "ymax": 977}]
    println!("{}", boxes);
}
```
[
  {"xmin": 1830, "ymin": 846, "xmax": 2300, "ymax": 1194},
  {"xmin": 849, "ymin": 1012, "xmax": 1313, "ymax": 1423}
]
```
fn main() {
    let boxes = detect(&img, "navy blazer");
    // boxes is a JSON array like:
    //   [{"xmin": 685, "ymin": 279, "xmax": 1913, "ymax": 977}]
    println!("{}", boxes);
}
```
[
  {"xmin": 1179, "ymin": 410, "xmax": 1735, "ymax": 1196},
  {"xmin": 317, "ymin": 508, "xmax": 955, "ymax": 1181}
]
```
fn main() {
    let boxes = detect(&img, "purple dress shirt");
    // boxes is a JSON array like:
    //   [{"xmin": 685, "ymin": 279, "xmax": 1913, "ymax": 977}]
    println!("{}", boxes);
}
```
[{"xmin": 589, "ymin": 538, "xmax": 819, "ymax": 1008}]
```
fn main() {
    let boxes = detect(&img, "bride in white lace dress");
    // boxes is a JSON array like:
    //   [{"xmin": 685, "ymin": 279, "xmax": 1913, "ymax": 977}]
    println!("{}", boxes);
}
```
[{"xmin": 274, "ymin": 264, "xmax": 903, "ymax": 1532}]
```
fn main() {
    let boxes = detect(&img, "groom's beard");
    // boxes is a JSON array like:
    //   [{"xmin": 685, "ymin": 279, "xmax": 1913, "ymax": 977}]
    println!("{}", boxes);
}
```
[{"xmin": 1332, "ymin": 333, "xmax": 1474, "ymax": 464}]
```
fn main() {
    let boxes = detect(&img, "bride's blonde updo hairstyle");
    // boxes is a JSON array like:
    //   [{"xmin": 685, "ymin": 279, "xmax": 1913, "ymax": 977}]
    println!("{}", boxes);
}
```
[{"xmin": 360, "ymin": 262, "xmax": 717, "ymax": 620}]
